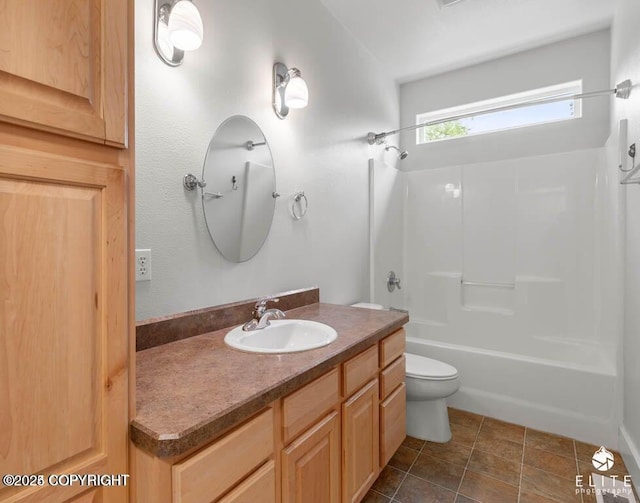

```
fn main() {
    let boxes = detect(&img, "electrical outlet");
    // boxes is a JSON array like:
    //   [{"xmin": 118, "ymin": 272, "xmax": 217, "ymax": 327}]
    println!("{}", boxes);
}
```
[{"xmin": 136, "ymin": 249, "xmax": 152, "ymax": 282}]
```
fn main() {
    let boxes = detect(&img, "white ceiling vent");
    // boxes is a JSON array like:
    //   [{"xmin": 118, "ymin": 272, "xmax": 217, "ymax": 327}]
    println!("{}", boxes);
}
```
[{"xmin": 438, "ymin": 0, "xmax": 465, "ymax": 7}]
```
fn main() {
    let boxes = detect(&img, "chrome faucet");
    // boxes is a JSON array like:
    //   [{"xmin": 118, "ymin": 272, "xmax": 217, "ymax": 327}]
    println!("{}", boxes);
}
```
[{"xmin": 242, "ymin": 297, "xmax": 286, "ymax": 331}]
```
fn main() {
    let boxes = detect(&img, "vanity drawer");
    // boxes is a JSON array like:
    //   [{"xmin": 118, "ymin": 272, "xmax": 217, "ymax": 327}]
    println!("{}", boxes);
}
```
[
  {"xmin": 380, "ymin": 383, "xmax": 406, "ymax": 467},
  {"xmin": 283, "ymin": 368, "xmax": 340, "ymax": 444},
  {"xmin": 172, "ymin": 408, "xmax": 273, "ymax": 503},
  {"xmin": 379, "ymin": 329, "xmax": 406, "ymax": 368},
  {"xmin": 343, "ymin": 344, "xmax": 379, "ymax": 397},
  {"xmin": 217, "ymin": 460, "xmax": 275, "ymax": 503},
  {"xmin": 380, "ymin": 355, "xmax": 405, "ymax": 400}
]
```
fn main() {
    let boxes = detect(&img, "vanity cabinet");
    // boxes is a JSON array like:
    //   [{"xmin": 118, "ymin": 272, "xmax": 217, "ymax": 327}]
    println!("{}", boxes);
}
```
[{"xmin": 134, "ymin": 329, "xmax": 407, "ymax": 503}]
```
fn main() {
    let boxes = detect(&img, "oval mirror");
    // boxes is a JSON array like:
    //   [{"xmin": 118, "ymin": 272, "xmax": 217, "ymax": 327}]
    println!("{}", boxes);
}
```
[{"xmin": 201, "ymin": 116, "xmax": 276, "ymax": 262}]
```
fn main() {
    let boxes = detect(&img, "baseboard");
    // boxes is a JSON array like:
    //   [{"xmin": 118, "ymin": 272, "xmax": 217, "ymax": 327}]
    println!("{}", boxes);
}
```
[
  {"xmin": 620, "ymin": 426, "xmax": 640, "ymax": 495},
  {"xmin": 449, "ymin": 386, "xmax": 619, "ymax": 448}
]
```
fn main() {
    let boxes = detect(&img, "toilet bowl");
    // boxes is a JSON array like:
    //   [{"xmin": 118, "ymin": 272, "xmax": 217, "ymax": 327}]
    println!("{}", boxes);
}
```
[{"xmin": 405, "ymin": 353, "xmax": 460, "ymax": 443}]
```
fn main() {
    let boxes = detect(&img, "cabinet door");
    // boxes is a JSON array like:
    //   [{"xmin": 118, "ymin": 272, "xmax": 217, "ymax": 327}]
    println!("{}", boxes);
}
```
[
  {"xmin": 0, "ymin": 144, "xmax": 128, "ymax": 503},
  {"xmin": 282, "ymin": 411, "xmax": 340, "ymax": 503},
  {"xmin": 380, "ymin": 383, "xmax": 406, "ymax": 467},
  {"xmin": 342, "ymin": 379, "xmax": 380, "ymax": 503},
  {"xmin": 0, "ymin": 0, "xmax": 127, "ymax": 146}
]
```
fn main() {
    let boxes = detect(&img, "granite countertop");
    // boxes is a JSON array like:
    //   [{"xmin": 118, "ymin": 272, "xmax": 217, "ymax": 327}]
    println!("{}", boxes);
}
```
[{"xmin": 131, "ymin": 302, "xmax": 408, "ymax": 458}]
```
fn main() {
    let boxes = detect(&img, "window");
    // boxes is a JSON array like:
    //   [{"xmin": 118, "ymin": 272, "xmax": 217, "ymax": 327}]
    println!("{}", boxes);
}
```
[{"xmin": 416, "ymin": 80, "xmax": 582, "ymax": 144}]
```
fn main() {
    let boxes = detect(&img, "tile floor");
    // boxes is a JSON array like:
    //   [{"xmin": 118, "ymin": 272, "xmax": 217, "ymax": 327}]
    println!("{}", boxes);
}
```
[{"xmin": 364, "ymin": 408, "xmax": 638, "ymax": 503}]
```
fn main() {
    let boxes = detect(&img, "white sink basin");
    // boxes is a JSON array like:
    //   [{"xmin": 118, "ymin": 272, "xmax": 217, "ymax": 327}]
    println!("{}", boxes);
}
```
[{"xmin": 224, "ymin": 319, "xmax": 338, "ymax": 354}]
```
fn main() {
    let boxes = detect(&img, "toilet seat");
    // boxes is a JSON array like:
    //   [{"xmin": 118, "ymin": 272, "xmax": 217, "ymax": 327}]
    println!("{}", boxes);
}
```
[{"xmin": 405, "ymin": 353, "xmax": 458, "ymax": 381}]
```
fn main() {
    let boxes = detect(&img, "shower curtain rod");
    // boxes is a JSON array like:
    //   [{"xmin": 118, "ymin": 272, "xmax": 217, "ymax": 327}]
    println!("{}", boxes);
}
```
[{"xmin": 367, "ymin": 79, "xmax": 633, "ymax": 145}]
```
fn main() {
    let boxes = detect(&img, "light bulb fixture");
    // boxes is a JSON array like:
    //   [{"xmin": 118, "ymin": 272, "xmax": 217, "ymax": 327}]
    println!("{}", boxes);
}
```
[
  {"xmin": 154, "ymin": 0, "xmax": 204, "ymax": 66},
  {"xmin": 273, "ymin": 62, "xmax": 309, "ymax": 119}
]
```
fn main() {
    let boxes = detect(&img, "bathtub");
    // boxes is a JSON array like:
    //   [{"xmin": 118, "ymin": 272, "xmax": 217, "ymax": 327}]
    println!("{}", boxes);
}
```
[{"xmin": 405, "ymin": 321, "xmax": 620, "ymax": 448}]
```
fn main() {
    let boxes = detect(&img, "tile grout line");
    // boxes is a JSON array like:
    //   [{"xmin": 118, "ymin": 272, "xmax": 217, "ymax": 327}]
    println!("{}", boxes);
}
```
[
  {"xmin": 395, "ymin": 442, "xmax": 481, "ymax": 500},
  {"xmin": 391, "ymin": 411, "xmax": 602, "ymax": 503},
  {"xmin": 517, "ymin": 427, "xmax": 527, "ymax": 503},
  {"xmin": 524, "ymin": 430, "xmax": 582, "ymax": 461},
  {"xmin": 388, "ymin": 439, "xmax": 429, "ymax": 502},
  {"xmin": 394, "ymin": 411, "xmax": 584, "ymax": 502},
  {"xmin": 388, "ymin": 458, "xmax": 414, "ymax": 501},
  {"xmin": 390, "ymin": 415, "xmax": 481, "ymax": 502},
  {"xmin": 474, "ymin": 424, "xmax": 576, "ymax": 465},
  {"xmin": 573, "ymin": 440, "xmax": 584, "ymax": 503},
  {"xmin": 368, "ymin": 488, "xmax": 389, "ymax": 500},
  {"xmin": 452, "ymin": 415, "xmax": 526, "ymax": 498},
  {"xmin": 454, "ymin": 415, "xmax": 485, "ymax": 500}
]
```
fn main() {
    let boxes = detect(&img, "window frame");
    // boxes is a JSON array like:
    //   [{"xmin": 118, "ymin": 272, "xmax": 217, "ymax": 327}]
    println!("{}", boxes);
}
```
[{"xmin": 415, "ymin": 80, "xmax": 583, "ymax": 145}]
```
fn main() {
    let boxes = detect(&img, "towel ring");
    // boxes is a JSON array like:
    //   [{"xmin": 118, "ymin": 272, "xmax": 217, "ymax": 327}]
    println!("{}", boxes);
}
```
[{"xmin": 291, "ymin": 191, "xmax": 308, "ymax": 220}]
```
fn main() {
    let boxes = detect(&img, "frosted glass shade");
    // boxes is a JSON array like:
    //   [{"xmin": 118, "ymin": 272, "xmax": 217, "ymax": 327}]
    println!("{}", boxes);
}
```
[
  {"xmin": 285, "ymin": 75, "xmax": 309, "ymax": 109},
  {"xmin": 168, "ymin": 0, "xmax": 203, "ymax": 51}
]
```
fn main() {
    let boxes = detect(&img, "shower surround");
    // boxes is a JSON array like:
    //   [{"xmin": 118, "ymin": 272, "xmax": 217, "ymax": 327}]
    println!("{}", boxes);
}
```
[{"xmin": 374, "ymin": 147, "xmax": 621, "ymax": 446}]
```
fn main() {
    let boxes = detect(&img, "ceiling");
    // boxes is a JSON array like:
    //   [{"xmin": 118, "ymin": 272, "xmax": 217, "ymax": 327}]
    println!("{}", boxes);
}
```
[{"xmin": 318, "ymin": 0, "xmax": 614, "ymax": 83}]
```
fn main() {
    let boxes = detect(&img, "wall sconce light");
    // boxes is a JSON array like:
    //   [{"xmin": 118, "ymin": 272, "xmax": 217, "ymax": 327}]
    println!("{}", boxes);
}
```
[
  {"xmin": 273, "ymin": 63, "xmax": 309, "ymax": 119},
  {"xmin": 154, "ymin": 0, "xmax": 204, "ymax": 66}
]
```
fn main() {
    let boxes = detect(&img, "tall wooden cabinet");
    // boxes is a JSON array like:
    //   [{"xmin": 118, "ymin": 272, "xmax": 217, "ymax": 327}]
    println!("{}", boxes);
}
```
[
  {"xmin": 0, "ymin": 0, "xmax": 128, "ymax": 146},
  {"xmin": 0, "ymin": 1, "xmax": 133, "ymax": 502}
]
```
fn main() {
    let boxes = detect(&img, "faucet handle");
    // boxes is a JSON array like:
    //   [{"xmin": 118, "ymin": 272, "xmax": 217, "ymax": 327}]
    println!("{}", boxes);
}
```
[
  {"xmin": 255, "ymin": 297, "xmax": 279, "ymax": 307},
  {"xmin": 254, "ymin": 297, "xmax": 279, "ymax": 314}
]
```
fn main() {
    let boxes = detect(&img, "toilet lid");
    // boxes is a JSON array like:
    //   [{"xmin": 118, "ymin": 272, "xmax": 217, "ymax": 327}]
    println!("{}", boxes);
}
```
[{"xmin": 405, "ymin": 353, "xmax": 458, "ymax": 380}]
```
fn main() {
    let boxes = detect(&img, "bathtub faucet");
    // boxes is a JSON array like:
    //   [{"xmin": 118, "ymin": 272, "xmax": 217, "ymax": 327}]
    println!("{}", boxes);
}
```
[{"xmin": 387, "ymin": 271, "xmax": 402, "ymax": 292}]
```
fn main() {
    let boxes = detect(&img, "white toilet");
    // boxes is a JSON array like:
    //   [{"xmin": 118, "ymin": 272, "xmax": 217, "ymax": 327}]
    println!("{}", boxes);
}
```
[
  {"xmin": 350, "ymin": 302, "xmax": 460, "ymax": 443},
  {"xmin": 405, "ymin": 353, "xmax": 460, "ymax": 443}
]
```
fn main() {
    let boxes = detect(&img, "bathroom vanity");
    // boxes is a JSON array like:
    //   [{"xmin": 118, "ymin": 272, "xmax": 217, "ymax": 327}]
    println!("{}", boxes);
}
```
[{"xmin": 132, "ymin": 289, "xmax": 408, "ymax": 503}]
